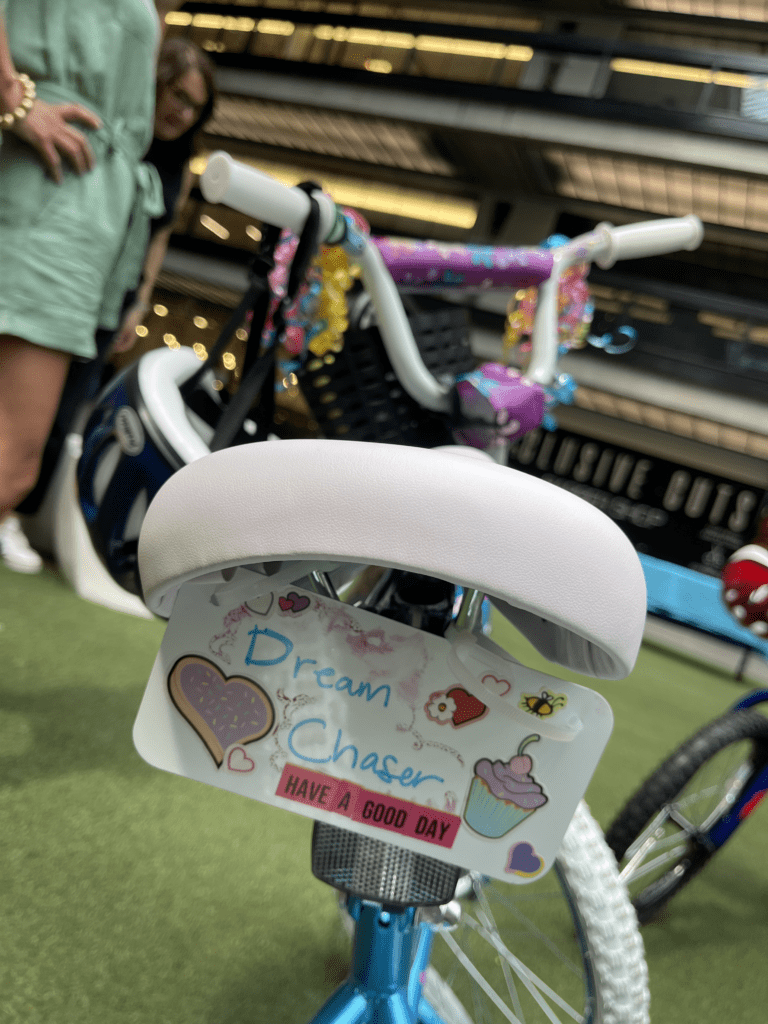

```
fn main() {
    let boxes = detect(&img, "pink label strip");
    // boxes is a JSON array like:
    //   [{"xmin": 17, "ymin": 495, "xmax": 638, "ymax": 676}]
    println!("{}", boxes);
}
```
[{"xmin": 277, "ymin": 764, "xmax": 460, "ymax": 848}]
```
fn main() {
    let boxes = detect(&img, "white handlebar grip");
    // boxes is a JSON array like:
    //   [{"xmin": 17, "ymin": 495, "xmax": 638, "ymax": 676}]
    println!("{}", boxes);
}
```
[
  {"xmin": 595, "ymin": 214, "xmax": 704, "ymax": 268},
  {"xmin": 200, "ymin": 151, "xmax": 337, "ymax": 239}
]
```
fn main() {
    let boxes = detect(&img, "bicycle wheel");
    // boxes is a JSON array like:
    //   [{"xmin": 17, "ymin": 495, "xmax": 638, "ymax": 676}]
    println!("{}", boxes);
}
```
[
  {"xmin": 605, "ymin": 708, "xmax": 768, "ymax": 925},
  {"xmin": 424, "ymin": 801, "xmax": 650, "ymax": 1024}
]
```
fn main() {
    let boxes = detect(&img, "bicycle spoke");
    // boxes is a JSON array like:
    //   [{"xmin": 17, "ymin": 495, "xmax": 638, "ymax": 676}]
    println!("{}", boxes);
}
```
[
  {"xmin": 441, "ymin": 930, "xmax": 525, "ymax": 1024},
  {"xmin": 474, "ymin": 883, "xmax": 525, "ymax": 1019},
  {"xmin": 621, "ymin": 842, "xmax": 690, "ymax": 885},
  {"xmin": 477, "ymin": 884, "xmax": 583, "ymax": 980},
  {"xmin": 468, "ymin": 917, "xmax": 583, "ymax": 1023}
]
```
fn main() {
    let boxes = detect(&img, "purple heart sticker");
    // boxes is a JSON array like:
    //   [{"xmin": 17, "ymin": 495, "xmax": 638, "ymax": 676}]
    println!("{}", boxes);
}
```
[{"xmin": 506, "ymin": 842, "xmax": 544, "ymax": 877}]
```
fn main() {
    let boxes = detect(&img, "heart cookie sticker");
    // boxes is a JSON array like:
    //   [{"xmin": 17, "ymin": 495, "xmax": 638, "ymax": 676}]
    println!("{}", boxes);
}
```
[{"xmin": 168, "ymin": 655, "xmax": 275, "ymax": 767}]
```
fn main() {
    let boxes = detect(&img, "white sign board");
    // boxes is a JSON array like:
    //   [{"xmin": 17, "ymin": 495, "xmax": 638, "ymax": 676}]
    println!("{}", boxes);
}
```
[{"xmin": 134, "ymin": 573, "xmax": 613, "ymax": 883}]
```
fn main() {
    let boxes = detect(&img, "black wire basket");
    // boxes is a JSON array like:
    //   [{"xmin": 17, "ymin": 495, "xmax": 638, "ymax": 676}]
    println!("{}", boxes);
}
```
[{"xmin": 297, "ymin": 297, "xmax": 476, "ymax": 448}]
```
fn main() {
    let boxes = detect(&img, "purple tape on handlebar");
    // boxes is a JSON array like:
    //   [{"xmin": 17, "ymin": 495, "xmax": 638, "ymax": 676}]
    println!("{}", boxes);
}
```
[{"xmin": 374, "ymin": 237, "xmax": 554, "ymax": 290}]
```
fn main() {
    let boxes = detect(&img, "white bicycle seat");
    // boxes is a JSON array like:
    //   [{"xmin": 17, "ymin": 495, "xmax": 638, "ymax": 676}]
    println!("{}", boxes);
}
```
[{"xmin": 138, "ymin": 439, "xmax": 646, "ymax": 680}]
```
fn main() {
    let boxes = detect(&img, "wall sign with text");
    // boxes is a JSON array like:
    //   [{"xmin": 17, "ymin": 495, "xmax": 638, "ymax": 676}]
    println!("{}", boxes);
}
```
[
  {"xmin": 134, "ymin": 572, "xmax": 613, "ymax": 884},
  {"xmin": 508, "ymin": 428, "xmax": 764, "ymax": 576}
]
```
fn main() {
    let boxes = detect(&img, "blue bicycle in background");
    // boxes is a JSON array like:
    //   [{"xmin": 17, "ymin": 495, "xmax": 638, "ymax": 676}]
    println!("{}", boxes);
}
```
[{"xmin": 606, "ymin": 685, "xmax": 768, "ymax": 925}]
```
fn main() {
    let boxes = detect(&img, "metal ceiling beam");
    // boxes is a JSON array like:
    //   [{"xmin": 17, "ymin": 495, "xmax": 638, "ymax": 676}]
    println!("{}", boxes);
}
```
[{"xmin": 216, "ymin": 66, "xmax": 768, "ymax": 177}]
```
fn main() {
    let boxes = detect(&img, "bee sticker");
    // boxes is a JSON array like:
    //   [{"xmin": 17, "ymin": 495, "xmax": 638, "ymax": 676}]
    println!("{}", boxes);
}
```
[{"xmin": 520, "ymin": 690, "xmax": 567, "ymax": 719}]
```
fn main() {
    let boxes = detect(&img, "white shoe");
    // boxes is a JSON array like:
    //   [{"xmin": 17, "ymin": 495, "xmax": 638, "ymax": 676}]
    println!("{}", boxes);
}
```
[{"xmin": 0, "ymin": 515, "xmax": 43, "ymax": 573}]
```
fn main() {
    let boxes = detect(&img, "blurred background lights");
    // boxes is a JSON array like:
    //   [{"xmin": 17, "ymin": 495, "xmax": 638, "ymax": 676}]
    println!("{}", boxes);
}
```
[
  {"xmin": 163, "ymin": 333, "xmax": 180, "ymax": 349},
  {"xmin": 154, "ymin": 304, "xmax": 168, "ymax": 317},
  {"xmin": 189, "ymin": 155, "xmax": 207, "ymax": 176},
  {"xmin": 200, "ymin": 214, "xmax": 230, "ymax": 240},
  {"xmin": 135, "ymin": 325, "xmax": 149, "ymax": 338},
  {"xmin": 236, "ymin": 327, "xmax": 249, "ymax": 341},
  {"xmin": 193, "ymin": 315, "xmax": 208, "ymax": 329},
  {"xmin": 364, "ymin": 59, "xmax": 392, "ymax": 74},
  {"xmin": 192, "ymin": 342, "xmax": 208, "ymax": 359},
  {"xmin": 246, "ymin": 225, "xmax": 263, "ymax": 242},
  {"xmin": 222, "ymin": 352, "xmax": 237, "ymax": 370}
]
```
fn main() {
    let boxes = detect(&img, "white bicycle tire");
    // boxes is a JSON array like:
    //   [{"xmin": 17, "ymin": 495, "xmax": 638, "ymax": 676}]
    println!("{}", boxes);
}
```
[{"xmin": 423, "ymin": 800, "xmax": 650, "ymax": 1024}]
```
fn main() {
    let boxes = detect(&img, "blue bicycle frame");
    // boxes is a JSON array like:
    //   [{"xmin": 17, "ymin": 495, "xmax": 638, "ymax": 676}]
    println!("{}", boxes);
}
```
[{"xmin": 705, "ymin": 689, "xmax": 768, "ymax": 849}]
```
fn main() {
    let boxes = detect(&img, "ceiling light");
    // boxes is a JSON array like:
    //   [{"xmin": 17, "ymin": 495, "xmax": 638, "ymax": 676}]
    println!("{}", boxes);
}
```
[
  {"xmin": 611, "ymin": 57, "xmax": 761, "ymax": 90},
  {"xmin": 415, "ymin": 36, "xmax": 508, "ymax": 60},
  {"xmin": 365, "ymin": 59, "xmax": 393, "ymax": 74},
  {"xmin": 235, "ymin": 158, "xmax": 476, "ymax": 229},
  {"xmin": 623, "ymin": 0, "xmax": 768, "ymax": 17},
  {"xmin": 190, "ymin": 14, "xmax": 256, "ymax": 32},
  {"xmin": 257, "ymin": 19, "xmax": 294, "ymax": 36},
  {"xmin": 346, "ymin": 28, "xmax": 414, "ymax": 49}
]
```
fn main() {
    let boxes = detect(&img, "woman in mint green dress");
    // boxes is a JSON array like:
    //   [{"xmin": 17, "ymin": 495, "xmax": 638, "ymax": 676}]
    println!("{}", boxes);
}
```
[{"xmin": 0, "ymin": 1, "xmax": 169, "ymax": 531}]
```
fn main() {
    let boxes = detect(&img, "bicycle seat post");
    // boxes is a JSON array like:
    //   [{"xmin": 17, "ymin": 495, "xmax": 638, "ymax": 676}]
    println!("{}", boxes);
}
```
[
  {"xmin": 307, "ymin": 569, "xmax": 340, "ymax": 600},
  {"xmin": 451, "ymin": 587, "xmax": 484, "ymax": 636},
  {"xmin": 309, "ymin": 822, "xmax": 462, "ymax": 1023},
  {"xmin": 309, "ymin": 898, "xmax": 442, "ymax": 1024}
]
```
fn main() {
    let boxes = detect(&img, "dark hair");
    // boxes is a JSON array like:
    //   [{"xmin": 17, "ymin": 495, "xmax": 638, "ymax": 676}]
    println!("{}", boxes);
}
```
[{"xmin": 150, "ymin": 38, "xmax": 217, "ymax": 171}]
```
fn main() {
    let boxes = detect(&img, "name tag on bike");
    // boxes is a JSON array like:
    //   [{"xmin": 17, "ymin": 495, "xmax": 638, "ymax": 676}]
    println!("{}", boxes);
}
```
[{"xmin": 134, "ymin": 573, "xmax": 613, "ymax": 883}]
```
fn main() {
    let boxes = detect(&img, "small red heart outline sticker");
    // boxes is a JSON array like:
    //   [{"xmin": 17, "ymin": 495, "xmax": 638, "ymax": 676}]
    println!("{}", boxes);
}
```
[
  {"xmin": 482, "ymin": 673, "xmax": 511, "ymax": 697},
  {"xmin": 227, "ymin": 746, "xmax": 255, "ymax": 773}
]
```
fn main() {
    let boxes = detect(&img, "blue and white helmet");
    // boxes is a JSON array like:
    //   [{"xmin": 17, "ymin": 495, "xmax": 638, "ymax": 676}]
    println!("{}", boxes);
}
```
[{"xmin": 77, "ymin": 347, "xmax": 217, "ymax": 596}]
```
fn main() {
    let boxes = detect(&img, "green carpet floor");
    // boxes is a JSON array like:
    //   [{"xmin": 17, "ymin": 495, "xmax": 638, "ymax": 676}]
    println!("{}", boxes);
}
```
[{"xmin": 1, "ymin": 564, "xmax": 766, "ymax": 1023}]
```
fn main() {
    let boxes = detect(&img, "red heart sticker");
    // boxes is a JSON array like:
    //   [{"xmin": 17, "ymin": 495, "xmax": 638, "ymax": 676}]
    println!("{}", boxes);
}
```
[{"xmin": 446, "ymin": 687, "xmax": 488, "ymax": 727}]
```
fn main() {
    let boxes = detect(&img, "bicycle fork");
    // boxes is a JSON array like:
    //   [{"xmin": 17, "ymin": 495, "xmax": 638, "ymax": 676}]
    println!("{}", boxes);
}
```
[{"xmin": 308, "ymin": 898, "xmax": 444, "ymax": 1024}]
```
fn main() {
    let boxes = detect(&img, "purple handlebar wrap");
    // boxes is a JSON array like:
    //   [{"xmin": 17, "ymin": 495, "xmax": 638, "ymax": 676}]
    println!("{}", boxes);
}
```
[{"xmin": 373, "ymin": 237, "xmax": 554, "ymax": 290}]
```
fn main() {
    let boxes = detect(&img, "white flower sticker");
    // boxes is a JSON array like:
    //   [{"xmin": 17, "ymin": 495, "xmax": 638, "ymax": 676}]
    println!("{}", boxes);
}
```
[{"xmin": 426, "ymin": 694, "xmax": 457, "ymax": 723}]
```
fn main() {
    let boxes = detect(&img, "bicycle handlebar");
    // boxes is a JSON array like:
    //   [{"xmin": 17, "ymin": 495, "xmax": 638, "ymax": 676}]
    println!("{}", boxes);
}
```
[
  {"xmin": 200, "ymin": 151, "xmax": 704, "ymax": 401},
  {"xmin": 201, "ymin": 151, "xmax": 341, "ymax": 243},
  {"xmin": 593, "ymin": 216, "xmax": 703, "ymax": 268},
  {"xmin": 202, "ymin": 151, "xmax": 453, "ymax": 411}
]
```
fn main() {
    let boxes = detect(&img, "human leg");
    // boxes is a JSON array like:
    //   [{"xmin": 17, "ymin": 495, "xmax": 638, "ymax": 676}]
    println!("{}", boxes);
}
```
[{"xmin": 0, "ymin": 334, "xmax": 72, "ymax": 520}]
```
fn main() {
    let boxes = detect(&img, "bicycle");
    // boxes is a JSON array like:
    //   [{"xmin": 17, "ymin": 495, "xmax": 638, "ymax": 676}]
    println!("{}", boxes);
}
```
[
  {"xmin": 607, "ymin": 676, "xmax": 768, "ymax": 927},
  {"xmin": 125, "ymin": 152, "xmax": 703, "ymax": 1024}
]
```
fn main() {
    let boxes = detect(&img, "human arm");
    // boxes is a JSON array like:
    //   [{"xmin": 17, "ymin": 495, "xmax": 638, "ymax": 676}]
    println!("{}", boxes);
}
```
[
  {"xmin": 0, "ymin": 8, "xmax": 102, "ymax": 182},
  {"xmin": 111, "ymin": 163, "xmax": 195, "ymax": 353}
]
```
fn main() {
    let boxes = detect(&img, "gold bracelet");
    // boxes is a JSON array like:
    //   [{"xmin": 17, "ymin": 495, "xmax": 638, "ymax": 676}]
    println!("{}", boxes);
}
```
[{"xmin": 1, "ymin": 72, "xmax": 36, "ymax": 130}]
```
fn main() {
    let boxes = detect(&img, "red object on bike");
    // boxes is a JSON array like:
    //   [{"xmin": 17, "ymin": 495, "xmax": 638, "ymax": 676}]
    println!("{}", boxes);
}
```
[{"xmin": 721, "ymin": 544, "xmax": 768, "ymax": 636}]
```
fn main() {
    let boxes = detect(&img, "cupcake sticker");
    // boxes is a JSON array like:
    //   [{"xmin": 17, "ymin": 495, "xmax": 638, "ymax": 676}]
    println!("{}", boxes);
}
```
[{"xmin": 464, "ymin": 735, "xmax": 548, "ymax": 838}]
